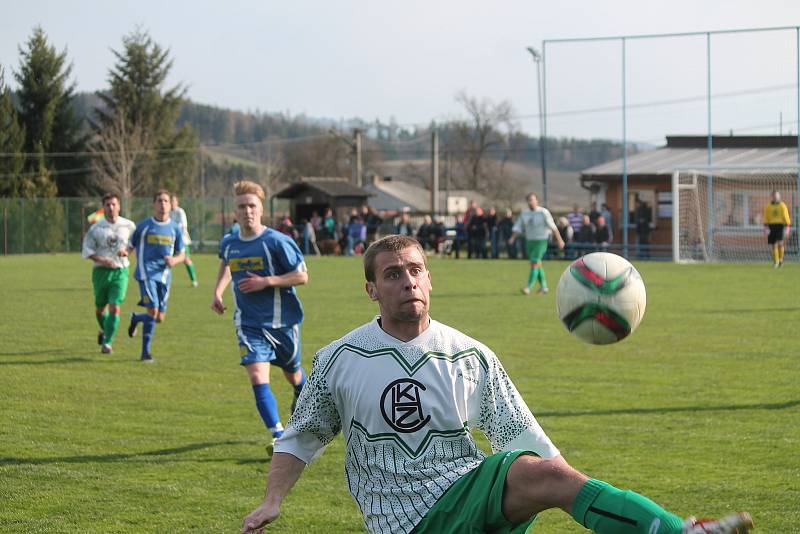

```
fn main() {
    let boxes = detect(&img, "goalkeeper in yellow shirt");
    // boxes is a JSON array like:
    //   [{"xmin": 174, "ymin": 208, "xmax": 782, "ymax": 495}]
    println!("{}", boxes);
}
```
[{"xmin": 763, "ymin": 190, "xmax": 791, "ymax": 267}]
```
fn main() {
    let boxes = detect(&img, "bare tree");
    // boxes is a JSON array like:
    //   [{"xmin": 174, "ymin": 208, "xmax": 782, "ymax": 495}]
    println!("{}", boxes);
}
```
[
  {"xmin": 90, "ymin": 109, "xmax": 149, "ymax": 213},
  {"xmin": 452, "ymin": 92, "xmax": 517, "ymax": 192}
]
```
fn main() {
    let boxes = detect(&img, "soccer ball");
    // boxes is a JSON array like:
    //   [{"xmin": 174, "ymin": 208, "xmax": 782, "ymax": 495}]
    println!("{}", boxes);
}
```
[{"xmin": 555, "ymin": 252, "xmax": 646, "ymax": 345}]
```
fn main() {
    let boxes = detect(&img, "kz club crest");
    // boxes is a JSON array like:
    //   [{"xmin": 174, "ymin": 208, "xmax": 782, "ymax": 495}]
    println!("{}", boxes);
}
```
[{"xmin": 380, "ymin": 379, "xmax": 431, "ymax": 433}]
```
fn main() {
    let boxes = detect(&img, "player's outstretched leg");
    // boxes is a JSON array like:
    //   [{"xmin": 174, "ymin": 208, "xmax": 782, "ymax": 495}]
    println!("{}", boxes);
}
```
[
  {"xmin": 522, "ymin": 264, "xmax": 539, "ymax": 295},
  {"xmin": 571, "ymin": 479, "xmax": 753, "ymax": 534},
  {"xmin": 140, "ymin": 315, "xmax": 156, "ymax": 362},
  {"xmin": 96, "ymin": 309, "xmax": 108, "ymax": 345},
  {"xmin": 536, "ymin": 264, "xmax": 549, "ymax": 294}
]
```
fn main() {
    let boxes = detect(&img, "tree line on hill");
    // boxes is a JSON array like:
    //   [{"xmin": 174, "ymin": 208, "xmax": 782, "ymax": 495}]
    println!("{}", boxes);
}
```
[{"xmin": 0, "ymin": 25, "xmax": 630, "ymax": 208}]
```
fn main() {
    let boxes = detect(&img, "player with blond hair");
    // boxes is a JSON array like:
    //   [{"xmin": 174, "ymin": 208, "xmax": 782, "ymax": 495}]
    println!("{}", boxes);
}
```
[{"xmin": 212, "ymin": 180, "xmax": 308, "ymax": 455}]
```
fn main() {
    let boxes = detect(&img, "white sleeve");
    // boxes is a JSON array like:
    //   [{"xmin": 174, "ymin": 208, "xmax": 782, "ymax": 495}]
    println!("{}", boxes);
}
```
[
  {"xmin": 512, "ymin": 215, "xmax": 523, "ymax": 235},
  {"xmin": 544, "ymin": 209, "xmax": 559, "ymax": 234},
  {"xmin": 474, "ymin": 351, "xmax": 559, "ymax": 458},
  {"xmin": 273, "ymin": 352, "xmax": 342, "ymax": 464},
  {"xmin": 81, "ymin": 226, "xmax": 97, "ymax": 259}
]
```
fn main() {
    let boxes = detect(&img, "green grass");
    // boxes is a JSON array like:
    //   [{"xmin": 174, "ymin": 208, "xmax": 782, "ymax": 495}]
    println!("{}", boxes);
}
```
[{"xmin": 0, "ymin": 254, "xmax": 798, "ymax": 533}]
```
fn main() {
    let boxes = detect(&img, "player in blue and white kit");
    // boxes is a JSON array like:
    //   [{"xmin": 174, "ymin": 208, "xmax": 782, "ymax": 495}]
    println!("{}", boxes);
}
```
[
  {"xmin": 211, "ymin": 180, "xmax": 308, "ymax": 454},
  {"xmin": 127, "ymin": 189, "xmax": 185, "ymax": 362}
]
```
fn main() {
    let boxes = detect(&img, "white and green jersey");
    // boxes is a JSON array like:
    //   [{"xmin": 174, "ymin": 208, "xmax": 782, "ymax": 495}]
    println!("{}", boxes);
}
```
[
  {"xmin": 81, "ymin": 217, "xmax": 137, "ymax": 269},
  {"xmin": 512, "ymin": 206, "xmax": 558, "ymax": 241},
  {"xmin": 169, "ymin": 207, "xmax": 192, "ymax": 245},
  {"xmin": 277, "ymin": 317, "xmax": 559, "ymax": 534}
]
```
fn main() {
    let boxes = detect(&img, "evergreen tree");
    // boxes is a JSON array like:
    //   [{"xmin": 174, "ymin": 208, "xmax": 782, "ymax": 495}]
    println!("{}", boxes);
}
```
[
  {"xmin": 92, "ymin": 29, "xmax": 197, "ymax": 197},
  {"xmin": 14, "ymin": 26, "xmax": 87, "ymax": 197},
  {"xmin": 0, "ymin": 65, "xmax": 25, "ymax": 197}
]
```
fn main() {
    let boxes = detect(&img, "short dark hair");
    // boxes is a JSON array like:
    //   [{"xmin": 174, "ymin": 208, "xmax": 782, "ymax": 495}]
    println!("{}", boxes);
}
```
[
  {"xmin": 102, "ymin": 192, "xmax": 120, "ymax": 204},
  {"xmin": 153, "ymin": 189, "xmax": 171, "ymax": 202},
  {"xmin": 363, "ymin": 235, "xmax": 426, "ymax": 282}
]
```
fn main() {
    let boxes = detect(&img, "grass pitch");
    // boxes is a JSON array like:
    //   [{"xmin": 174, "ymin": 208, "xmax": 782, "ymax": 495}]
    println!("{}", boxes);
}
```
[{"xmin": 0, "ymin": 254, "xmax": 797, "ymax": 533}]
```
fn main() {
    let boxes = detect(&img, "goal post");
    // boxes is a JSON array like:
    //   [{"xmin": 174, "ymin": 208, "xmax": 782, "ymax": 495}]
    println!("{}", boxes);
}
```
[{"xmin": 672, "ymin": 166, "xmax": 800, "ymax": 263}]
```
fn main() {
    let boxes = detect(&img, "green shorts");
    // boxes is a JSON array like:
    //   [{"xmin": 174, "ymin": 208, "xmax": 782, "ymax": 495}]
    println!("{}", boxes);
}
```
[
  {"xmin": 92, "ymin": 267, "xmax": 129, "ymax": 308},
  {"xmin": 525, "ymin": 240, "xmax": 549, "ymax": 263},
  {"xmin": 411, "ymin": 450, "xmax": 537, "ymax": 534}
]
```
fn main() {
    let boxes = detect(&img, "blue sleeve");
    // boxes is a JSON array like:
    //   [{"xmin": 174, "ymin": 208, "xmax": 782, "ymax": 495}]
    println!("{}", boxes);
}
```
[
  {"xmin": 218, "ymin": 235, "xmax": 229, "ymax": 261},
  {"xmin": 275, "ymin": 235, "xmax": 305, "ymax": 273},
  {"xmin": 130, "ymin": 224, "xmax": 141, "ymax": 250}
]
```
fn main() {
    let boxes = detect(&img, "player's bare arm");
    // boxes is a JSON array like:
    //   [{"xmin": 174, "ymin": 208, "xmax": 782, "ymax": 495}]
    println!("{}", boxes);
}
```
[
  {"xmin": 242, "ymin": 452, "xmax": 306, "ymax": 533},
  {"xmin": 238, "ymin": 270, "xmax": 308, "ymax": 293},
  {"xmin": 211, "ymin": 260, "xmax": 232, "ymax": 314},
  {"xmin": 89, "ymin": 254, "xmax": 116, "ymax": 268},
  {"xmin": 164, "ymin": 250, "xmax": 186, "ymax": 268}
]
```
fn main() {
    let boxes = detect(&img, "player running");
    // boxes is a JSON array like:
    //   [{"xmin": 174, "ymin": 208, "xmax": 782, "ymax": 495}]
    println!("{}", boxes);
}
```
[
  {"xmin": 763, "ymin": 190, "xmax": 791, "ymax": 268},
  {"xmin": 170, "ymin": 193, "xmax": 199, "ymax": 287},
  {"xmin": 211, "ymin": 180, "xmax": 308, "ymax": 455},
  {"xmin": 242, "ymin": 235, "xmax": 753, "ymax": 534},
  {"xmin": 81, "ymin": 192, "xmax": 136, "ymax": 354},
  {"xmin": 127, "ymin": 190, "xmax": 185, "ymax": 362},
  {"xmin": 509, "ymin": 192, "xmax": 565, "ymax": 295}
]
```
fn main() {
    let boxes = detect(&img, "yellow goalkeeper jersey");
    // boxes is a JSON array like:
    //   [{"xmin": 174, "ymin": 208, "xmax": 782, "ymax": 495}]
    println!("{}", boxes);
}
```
[{"xmin": 763, "ymin": 201, "xmax": 791, "ymax": 225}]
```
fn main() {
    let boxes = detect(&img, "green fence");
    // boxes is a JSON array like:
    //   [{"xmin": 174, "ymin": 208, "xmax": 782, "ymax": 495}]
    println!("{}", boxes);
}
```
[{"xmin": 0, "ymin": 197, "xmax": 290, "ymax": 254}]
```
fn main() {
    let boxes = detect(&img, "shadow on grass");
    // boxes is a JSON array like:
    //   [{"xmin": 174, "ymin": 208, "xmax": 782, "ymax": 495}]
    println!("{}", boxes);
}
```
[
  {"xmin": 0, "ymin": 357, "xmax": 127, "ymax": 366},
  {"xmin": 700, "ymin": 307, "xmax": 800, "ymax": 314},
  {"xmin": 0, "ymin": 349, "xmax": 71, "ymax": 356},
  {"xmin": 539, "ymin": 399, "xmax": 800, "ymax": 418},
  {"xmin": 0, "ymin": 440, "xmax": 260, "ymax": 466}
]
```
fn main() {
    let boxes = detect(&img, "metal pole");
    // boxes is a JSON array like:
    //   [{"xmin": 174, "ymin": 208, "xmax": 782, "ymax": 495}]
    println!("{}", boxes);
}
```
[
  {"xmin": 796, "ymin": 27, "xmax": 800, "ymax": 257},
  {"xmin": 622, "ymin": 37, "xmax": 629, "ymax": 258},
  {"xmin": 65, "ymin": 199, "xmax": 69, "ymax": 252},
  {"xmin": 431, "ymin": 130, "xmax": 439, "ymax": 215},
  {"xmin": 353, "ymin": 129, "xmax": 362, "ymax": 187},
  {"xmin": 541, "ymin": 41, "xmax": 549, "ymax": 207},
  {"xmin": 706, "ymin": 32, "xmax": 715, "ymax": 257}
]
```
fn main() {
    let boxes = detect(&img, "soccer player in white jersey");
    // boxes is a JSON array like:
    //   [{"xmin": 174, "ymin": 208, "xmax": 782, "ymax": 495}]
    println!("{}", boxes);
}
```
[
  {"xmin": 169, "ymin": 194, "xmax": 199, "ymax": 286},
  {"xmin": 509, "ymin": 192, "xmax": 564, "ymax": 295},
  {"xmin": 212, "ymin": 180, "xmax": 308, "ymax": 455},
  {"xmin": 81, "ymin": 193, "xmax": 136, "ymax": 354},
  {"xmin": 242, "ymin": 235, "xmax": 753, "ymax": 534}
]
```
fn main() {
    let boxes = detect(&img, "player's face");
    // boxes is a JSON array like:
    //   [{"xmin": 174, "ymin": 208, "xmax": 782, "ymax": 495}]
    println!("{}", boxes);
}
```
[
  {"xmin": 103, "ymin": 197, "xmax": 120, "ymax": 222},
  {"xmin": 527, "ymin": 194, "xmax": 538, "ymax": 209},
  {"xmin": 153, "ymin": 193, "xmax": 171, "ymax": 220},
  {"xmin": 171, "ymin": 196, "xmax": 178, "ymax": 209},
  {"xmin": 367, "ymin": 247, "xmax": 432, "ymax": 324},
  {"xmin": 236, "ymin": 193, "xmax": 264, "ymax": 232}
]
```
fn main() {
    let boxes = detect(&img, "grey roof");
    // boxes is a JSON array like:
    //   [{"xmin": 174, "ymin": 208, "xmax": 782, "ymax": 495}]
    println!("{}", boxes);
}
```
[
  {"xmin": 275, "ymin": 177, "xmax": 371, "ymax": 198},
  {"xmin": 363, "ymin": 178, "xmax": 488, "ymax": 213},
  {"xmin": 582, "ymin": 136, "xmax": 800, "ymax": 179}
]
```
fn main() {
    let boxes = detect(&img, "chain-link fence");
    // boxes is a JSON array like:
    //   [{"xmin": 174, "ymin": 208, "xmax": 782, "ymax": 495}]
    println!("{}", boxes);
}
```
[{"xmin": 0, "ymin": 196, "xmax": 290, "ymax": 254}]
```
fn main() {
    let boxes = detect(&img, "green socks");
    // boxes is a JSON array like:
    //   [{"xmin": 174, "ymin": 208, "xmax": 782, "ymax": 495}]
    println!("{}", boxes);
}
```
[
  {"xmin": 103, "ymin": 313, "xmax": 120, "ymax": 345},
  {"xmin": 571, "ymin": 479, "xmax": 683, "ymax": 533},
  {"xmin": 96, "ymin": 311, "xmax": 108, "ymax": 330},
  {"xmin": 527, "ymin": 268, "xmax": 539, "ymax": 289},
  {"xmin": 186, "ymin": 262, "xmax": 197, "ymax": 283},
  {"xmin": 537, "ymin": 266, "xmax": 547, "ymax": 290}
]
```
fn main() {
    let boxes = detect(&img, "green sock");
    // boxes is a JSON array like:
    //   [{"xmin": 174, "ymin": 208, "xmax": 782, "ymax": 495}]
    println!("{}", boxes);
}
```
[
  {"xmin": 103, "ymin": 313, "xmax": 120, "ymax": 345},
  {"xmin": 186, "ymin": 263, "xmax": 197, "ymax": 282},
  {"xmin": 571, "ymin": 479, "xmax": 683, "ymax": 534},
  {"xmin": 538, "ymin": 266, "xmax": 547, "ymax": 289},
  {"xmin": 96, "ymin": 311, "xmax": 108, "ymax": 330},
  {"xmin": 527, "ymin": 268, "xmax": 539, "ymax": 289}
]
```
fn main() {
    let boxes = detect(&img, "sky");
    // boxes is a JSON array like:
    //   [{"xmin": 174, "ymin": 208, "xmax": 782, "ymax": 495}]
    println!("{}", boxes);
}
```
[{"xmin": 2, "ymin": 0, "xmax": 800, "ymax": 143}]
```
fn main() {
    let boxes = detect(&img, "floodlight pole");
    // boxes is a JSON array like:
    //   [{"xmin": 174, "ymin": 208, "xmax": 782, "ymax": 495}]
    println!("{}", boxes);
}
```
[
  {"xmin": 706, "ymin": 32, "xmax": 715, "ymax": 256},
  {"xmin": 527, "ymin": 46, "xmax": 548, "ymax": 207},
  {"xmin": 622, "ymin": 38, "xmax": 629, "ymax": 258},
  {"xmin": 796, "ymin": 27, "xmax": 800, "ymax": 255}
]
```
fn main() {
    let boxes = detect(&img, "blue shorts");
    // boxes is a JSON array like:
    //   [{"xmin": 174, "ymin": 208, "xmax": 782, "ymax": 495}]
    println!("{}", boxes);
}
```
[
  {"xmin": 237, "ymin": 324, "xmax": 301, "ymax": 372},
  {"xmin": 137, "ymin": 280, "xmax": 170, "ymax": 312}
]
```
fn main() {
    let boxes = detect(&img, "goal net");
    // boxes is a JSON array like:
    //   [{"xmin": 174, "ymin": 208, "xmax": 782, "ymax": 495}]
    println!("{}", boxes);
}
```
[{"xmin": 672, "ymin": 166, "xmax": 800, "ymax": 262}]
